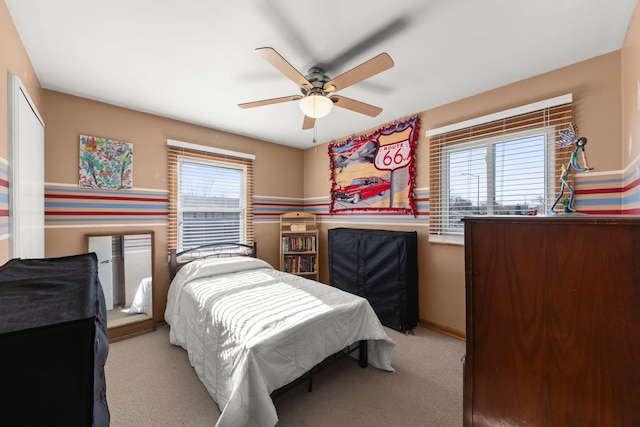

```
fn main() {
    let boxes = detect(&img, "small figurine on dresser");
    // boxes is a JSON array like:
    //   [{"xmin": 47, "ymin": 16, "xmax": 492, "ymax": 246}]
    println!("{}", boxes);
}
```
[{"xmin": 551, "ymin": 123, "xmax": 593, "ymax": 213}]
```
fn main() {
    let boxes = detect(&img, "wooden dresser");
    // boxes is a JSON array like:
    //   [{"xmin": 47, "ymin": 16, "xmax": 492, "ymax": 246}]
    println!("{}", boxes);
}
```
[{"xmin": 463, "ymin": 215, "xmax": 639, "ymax": 426}]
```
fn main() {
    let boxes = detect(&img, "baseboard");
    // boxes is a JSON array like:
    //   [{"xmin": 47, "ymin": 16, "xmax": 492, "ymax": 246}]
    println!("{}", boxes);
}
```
[{"xmin": 419, "ymin": 319, "xmax": 465, "ymax": 341}]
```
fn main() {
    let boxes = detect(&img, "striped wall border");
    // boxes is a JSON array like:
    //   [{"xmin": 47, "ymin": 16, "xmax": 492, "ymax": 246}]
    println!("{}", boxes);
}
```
[
  {"xmin": 253, "ymin": 195, "xmax": 306, "ymax": 222},
  {"xmin": 0, "ymin": 157, "xmax": 8, "ymax": 240},
  {"xmin": 124, "ymin": 234, "xmax": 153, "ymax": 254},
  {"xmin": 42, "ymin": 162, "xmax": 637, "ymax": 232},
  {"xmin": 254, "ymin": 188, "xmax": 430, "ymax": 226},
  {"xmin": 574, "ymin": 154, "xmax": 640, "ymax": 214},
  {"xmin": 45, "ymin": 183, "xmax": 168, "ymax": 229},
  {"xmin": 254, "ymin": 172, "xmax": 636, "ymax": 222}
]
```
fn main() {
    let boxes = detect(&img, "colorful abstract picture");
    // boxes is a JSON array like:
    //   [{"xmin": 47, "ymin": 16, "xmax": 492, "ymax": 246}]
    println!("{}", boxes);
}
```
[
  {"xmin": 329, "ymin": 116, "xmax": 420, "ymax": 215},
  {"xmin": 79, "ymin": 135, "xmax": 133, "ymax": 190}
]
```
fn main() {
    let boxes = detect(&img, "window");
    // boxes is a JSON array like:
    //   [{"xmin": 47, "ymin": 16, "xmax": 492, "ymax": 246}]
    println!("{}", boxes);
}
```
[
  {"xmin": 441, "ymin": 128, "xmax": 554, "ymax": 233},
  {"xmin": 178, "ymin": 158, "xmax": 246, "ymax": 249},
  {"xmin": 429, "ymin": 95, "xmax": 573, "ymax": 238},
  {"xmin": 167, "ymin": 140, "xmax": 254, "ymax": 252}
]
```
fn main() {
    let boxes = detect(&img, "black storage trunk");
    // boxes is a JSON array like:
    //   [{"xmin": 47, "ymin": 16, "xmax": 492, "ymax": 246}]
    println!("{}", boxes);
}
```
[
  {"xmin": 328, "ymin": 228, "xmax": 418, "ymax": 331},
  {"xmin": 0, "ymin": 253, "xmax": 110, "ymax": 427}
]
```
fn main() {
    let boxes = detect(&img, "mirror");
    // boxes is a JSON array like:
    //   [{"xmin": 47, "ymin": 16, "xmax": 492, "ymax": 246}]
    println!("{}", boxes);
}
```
[{"xmin": 87, "ymin": 231, "xmax": 154, "ymax": 341}]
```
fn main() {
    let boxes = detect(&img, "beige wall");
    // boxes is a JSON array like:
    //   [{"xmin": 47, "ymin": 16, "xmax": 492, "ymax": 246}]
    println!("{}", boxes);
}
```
[
  {"xmin": 43, "ymin": 90, "xmax": 303, "ymax": 322},
  {"xmin": 2, "ymin": 0, "xmax": 303, "ymax": 324},
  {"xmin": 305, "ymin": 51, "xmax": 626, "ymax": 337},
  {"xmin": 0, "ymin": 2, "xmax": 42, "ymax": 119},
  {"xmin": 3, "ymin": 0, "xmax": 639, "ymax": 336},
  {"xmin": 0, "ymin": 1, "xmax": 43, "ymax": 261},
  {"xmin": 622, "ymin": 2, "xmax": 640, "ymax": 166},
  {"xmin": 428, "ymin": 52, "xmax": 623, "ymax": 335}
]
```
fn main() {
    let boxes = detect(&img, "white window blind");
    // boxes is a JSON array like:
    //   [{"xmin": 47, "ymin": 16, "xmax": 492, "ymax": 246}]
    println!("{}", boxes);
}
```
[
  {"xmin": 167, "ymin": 143, "xmax": 254, "ymax": 252},
  {"xmin": 428, "ymin": 96, "xmax": 573, "ymax": 236}
]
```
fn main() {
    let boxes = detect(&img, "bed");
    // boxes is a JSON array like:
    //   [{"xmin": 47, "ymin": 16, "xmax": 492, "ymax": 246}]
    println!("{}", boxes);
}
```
[{"xmin": 165, "ymin": 243, "xmax": 395, "ymax": 427}]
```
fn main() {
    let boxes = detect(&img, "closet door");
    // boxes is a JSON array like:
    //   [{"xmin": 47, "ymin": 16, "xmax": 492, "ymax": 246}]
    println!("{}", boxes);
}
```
[{"xmin": 8, "ymin": 74, "xmax": 45, "ymax": 259}]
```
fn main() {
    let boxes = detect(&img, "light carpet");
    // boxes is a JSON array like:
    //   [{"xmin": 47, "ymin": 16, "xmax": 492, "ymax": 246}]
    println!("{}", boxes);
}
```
[{"xmin": 105, "ymin": 324, "xmax": 465, "ymax": 426}]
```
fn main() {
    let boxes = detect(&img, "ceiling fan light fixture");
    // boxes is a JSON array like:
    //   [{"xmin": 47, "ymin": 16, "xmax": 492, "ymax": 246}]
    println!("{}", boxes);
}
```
[{"xmin": 299, "ymin": 93, "xmax": 333, "ymax": 118}]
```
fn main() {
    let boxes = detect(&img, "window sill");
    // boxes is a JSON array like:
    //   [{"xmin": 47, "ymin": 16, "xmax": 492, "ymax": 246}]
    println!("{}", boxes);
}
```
[{"xmin": 428, "ymin": 234, "xmax": 464, "ymax": 246}]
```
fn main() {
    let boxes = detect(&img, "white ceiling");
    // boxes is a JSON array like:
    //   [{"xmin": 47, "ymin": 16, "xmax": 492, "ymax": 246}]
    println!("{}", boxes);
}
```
[{"xmin": 5, "ymin": 0, "xmax": 637, "ymax": 149}]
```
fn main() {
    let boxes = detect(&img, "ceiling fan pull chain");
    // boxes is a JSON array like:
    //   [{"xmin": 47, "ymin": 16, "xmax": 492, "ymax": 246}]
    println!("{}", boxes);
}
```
[
  {"xmin": 313, "ymin": 121, "xmax": 318, "ymax": 152},
  {"xmin": 312, "ymin": 120, "xmax": 318, "ymax": 151}
]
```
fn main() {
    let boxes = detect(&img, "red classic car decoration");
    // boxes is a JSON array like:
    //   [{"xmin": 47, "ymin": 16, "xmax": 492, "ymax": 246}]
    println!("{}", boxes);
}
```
[
  {"xmin": 333, "ymin": 176, "xmax": 391, "ymax": 204},
  {"xmin": 329, "ymin": 116, "xmax": 419, "ymax": 215}
]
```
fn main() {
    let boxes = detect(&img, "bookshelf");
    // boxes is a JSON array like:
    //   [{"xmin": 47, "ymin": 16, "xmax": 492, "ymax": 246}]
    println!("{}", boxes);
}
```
[{"xmin": 280, "ymin": 212, "xmax": 318, "ymax": 280}]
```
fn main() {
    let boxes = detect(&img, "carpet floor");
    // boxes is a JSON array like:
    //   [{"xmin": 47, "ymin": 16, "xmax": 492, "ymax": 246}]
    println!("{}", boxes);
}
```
[{"xmin": 105, "ymin": 324, "xmax": 465, "ymax": 426}]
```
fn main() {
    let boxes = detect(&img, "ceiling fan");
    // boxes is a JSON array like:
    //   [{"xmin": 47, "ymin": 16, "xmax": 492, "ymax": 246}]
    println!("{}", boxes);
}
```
[{"xmin": 238, "ymin": 47, "xmax": 394, "ymax": 130}]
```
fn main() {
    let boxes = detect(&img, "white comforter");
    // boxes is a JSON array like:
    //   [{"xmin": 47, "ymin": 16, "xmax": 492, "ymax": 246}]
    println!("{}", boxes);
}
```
[{"xmin": 165, "ymin": 256, "xmax": 395, "ymax": 427}]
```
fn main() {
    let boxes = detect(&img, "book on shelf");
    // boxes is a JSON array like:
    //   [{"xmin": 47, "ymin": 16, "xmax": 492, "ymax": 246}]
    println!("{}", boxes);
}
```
[
  {"xmin": 284, "ymin": 254, "xmax": 316, "ymax": 273},
  {"xmin": 281, "ymin": 236, "xmax": 316, "ymax": 252},
  {"xmin": 280, "ymin": 212, "xmax": 318, "ymax": 277}
]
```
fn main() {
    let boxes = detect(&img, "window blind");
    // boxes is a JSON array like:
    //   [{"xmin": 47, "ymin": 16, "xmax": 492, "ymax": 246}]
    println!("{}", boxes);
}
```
[
  {"xmin": 167, "ymin": 143, "xmax": 254, "ymax": 252},
  {"xmin": 428, "ymin": 98, "xmax": 573, "ymax": 235}
]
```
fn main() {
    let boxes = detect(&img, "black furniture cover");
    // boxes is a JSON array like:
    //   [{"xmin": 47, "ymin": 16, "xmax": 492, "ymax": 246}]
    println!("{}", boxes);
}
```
[
  {"xmin": 328, "ymin": 228, "xmax": 418, "ymax": 332},
  {"xmin": 0, "ymin": 253, "xmax": 110, "ymax": 427}
]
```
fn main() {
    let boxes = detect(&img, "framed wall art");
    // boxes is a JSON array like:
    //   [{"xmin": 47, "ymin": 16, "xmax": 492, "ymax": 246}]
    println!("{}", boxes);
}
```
[
  {"xmin": 79, "ymin": 134, "xmax": 133, "ymax": 190},
  {"xmin": 329, "ymin": 116, "xmax": 420, "ymax": 215}
]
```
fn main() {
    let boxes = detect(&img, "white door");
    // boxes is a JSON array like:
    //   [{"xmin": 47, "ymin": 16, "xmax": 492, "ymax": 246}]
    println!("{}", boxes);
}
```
[
  {"xmin": 8, "ymin": 74, "xmax": 45, "ymax": 258},
  {"xmin": 89, "ymin": 236, "xmax": 114, "ymax": 310}
]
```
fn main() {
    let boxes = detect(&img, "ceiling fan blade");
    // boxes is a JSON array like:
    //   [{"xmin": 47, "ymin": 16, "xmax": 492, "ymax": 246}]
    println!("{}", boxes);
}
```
[
  {"xmin": 302, "ymin": 115, "xmax": 316, "ymax": 130},
  {"xmin": 258, "ymin": 3, "xmax": 315, "ymax": 62},
  {"xmin": 256, "ymin": 47, "xmax": 313, "ymax": 90},
  {"xmin": 323, "ymin": 16, "xmax": 409, "ymax": 71},
  {"xmin": 331, "ymin": 95, "xmax": 383, "ymax": 117},
  {"xmin": 238, "ymin": 95, "xmax": 301, "ymax": 109},
  {"xmin": 324, "ymin": 53, "xmax": 394, "ymax": 93}
]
